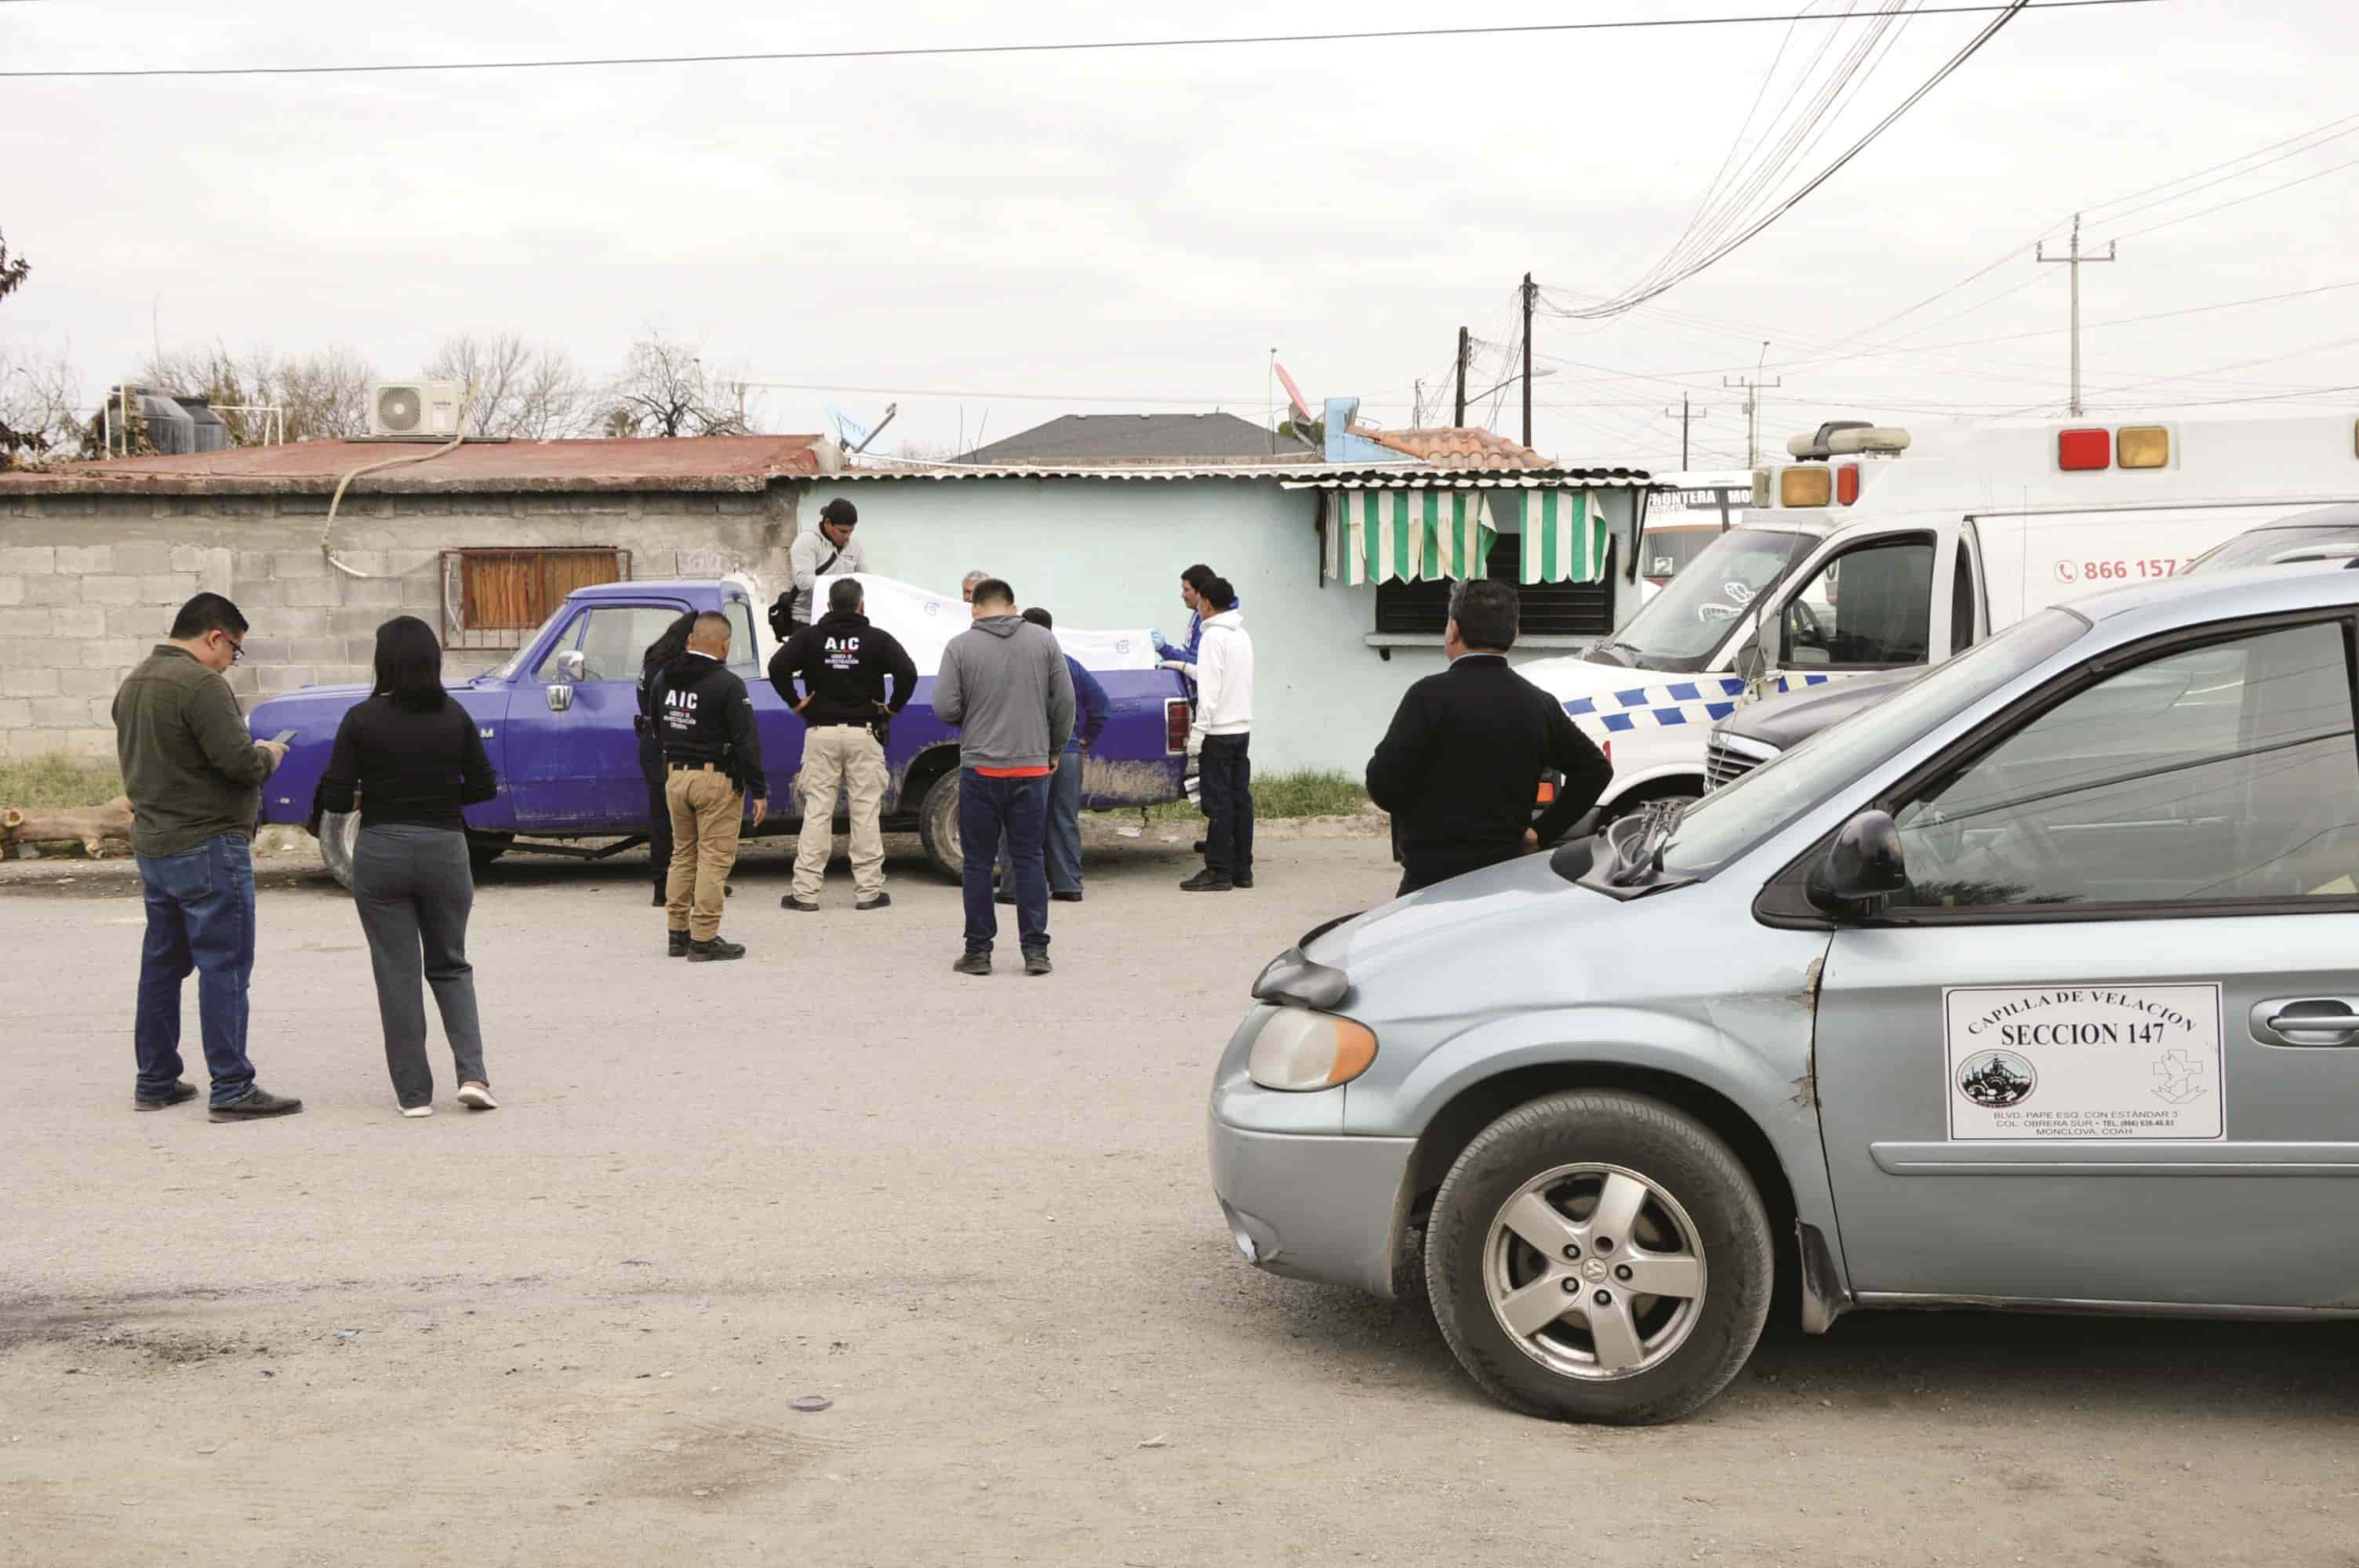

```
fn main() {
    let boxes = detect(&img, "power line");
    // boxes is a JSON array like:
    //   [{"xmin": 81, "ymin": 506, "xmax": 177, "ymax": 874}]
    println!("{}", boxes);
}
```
[
  {"xmin": 2101, "ymin": 154, "xmax": 2359, "ymax": 243},
  {"xmin": 1544, "ymin": 0, "xmax": 2042, "ymax": 321},
  {"xmin": 0, "ymin": 0, "xmax": 2164, "ymax": 79}
]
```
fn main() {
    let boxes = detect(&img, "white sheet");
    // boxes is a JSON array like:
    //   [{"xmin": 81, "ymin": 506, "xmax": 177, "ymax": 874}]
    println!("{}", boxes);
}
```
[{"xmin": 819, "ymin": 572, "xmax": 1160, "ymax": 678}]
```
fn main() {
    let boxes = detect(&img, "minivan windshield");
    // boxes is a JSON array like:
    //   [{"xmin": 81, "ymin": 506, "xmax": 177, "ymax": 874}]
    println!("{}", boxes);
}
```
[
  {"xmin": 1589, "ymin": 527, "xmax": 1811, "ymax": 672},
  {"xmin": 1658, "ymin": 607, "xmax": 2091, "ymax": 877}
]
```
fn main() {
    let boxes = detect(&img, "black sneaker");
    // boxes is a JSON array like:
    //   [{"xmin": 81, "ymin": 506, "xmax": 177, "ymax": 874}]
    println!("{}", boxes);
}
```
[
  {"xmin": 994, "ymin": 892, "xmax": 1016, "ymax": 906},
  {"xmin": 781, "ymin": 895, "xmax": 820, "ymax": 913},
  {"xmin": 209, "ymin": 1087, "xmax": 304, "ymax": 1123},
  {"xmin": 667, "ymin": 930, "xmax": 689, "ymax": 958},
  {"xmin": 1233, "ymin": 877, "xmax": 1254, "ymax": 890},
  {"xmin": 856, "ymin": 892, "xmax": 892, "ymax": 911},
  {"xmin": 650, "ymin": 886, "xmax": 667, "ymax": 907},
  {"xmin": 1051, "ymin": 891, "xmax": 1083, "ymax": 903},
  {"xmin": 687, "ymin": 936, "xmax": 746, "ymax": 962},
  {"xmin": 133, "ymin": 1080, "xmax": 198, "ymax": 1112},
  {"xmin": 952, "ymin": 952, "xmax": 992, "ymax": 977},
  {"xmin": 1180, "ymin": 869, "xmax": 1234, "ymax": 892},
  {"xmin": 1023, "ymin": 950, "xmax": 1052, "ymax": 977}
]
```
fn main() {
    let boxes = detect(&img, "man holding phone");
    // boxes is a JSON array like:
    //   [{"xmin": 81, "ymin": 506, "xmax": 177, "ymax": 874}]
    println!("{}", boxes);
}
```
[{"xmin": 112, "ymin": 593, "xmax": 304, "ymax": 1121}]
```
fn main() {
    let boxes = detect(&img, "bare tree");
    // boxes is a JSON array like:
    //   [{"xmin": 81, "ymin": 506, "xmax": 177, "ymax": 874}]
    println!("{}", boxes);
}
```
[
  {"xmin": 0, "ymin": 229, "xmax": 64, "ymax": 468},
  {"xmin": 602, "ymin": 332, "xmax": 754, "ymax": 437},
  {"xmin": 0, "ymin": 343, "xmax": 80, "ymax": 463},
  {"xmin": 141, "ymin": 340, "xmax": 376, "ymax": 443},
  {"xmin": 424, "ymin": 332, "xmax": 591, "ymax": 438},
  {"xmin": 273, "ymin": 347, "xmax": 375, "ymax": 440}
]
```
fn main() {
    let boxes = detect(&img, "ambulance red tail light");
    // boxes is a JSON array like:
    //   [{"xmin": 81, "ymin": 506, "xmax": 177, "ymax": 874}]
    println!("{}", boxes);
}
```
[
  {"xmin": 2058, "ymin": 428, "xmax": 2111, "ymax": 470},
  {"xmin": 2117, "ymin": 426, "xmax": 2170, "ymax": 469},
  {"xmin": 1165, "ymin": 699, "xmax": 1191, "ymax": 754},
  {"xmin": 1836, "ymin": 463, "xmax": 1860, "ymax": 505}
]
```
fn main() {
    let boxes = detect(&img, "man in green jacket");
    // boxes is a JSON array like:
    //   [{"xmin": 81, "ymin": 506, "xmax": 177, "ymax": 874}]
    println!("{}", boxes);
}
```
[{"xmin": 112, "ymin": 593, "xmax": 302, "ymax": 1120}]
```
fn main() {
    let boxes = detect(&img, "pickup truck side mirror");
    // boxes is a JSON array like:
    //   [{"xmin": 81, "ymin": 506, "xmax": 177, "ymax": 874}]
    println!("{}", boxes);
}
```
[
  {"xmin": 552, "ymin": 650, "xmax": 588, "ymax": 684},
  {"xmin": 1805, "ymin": 808, "xmax": 1907, "ymax": 916}
]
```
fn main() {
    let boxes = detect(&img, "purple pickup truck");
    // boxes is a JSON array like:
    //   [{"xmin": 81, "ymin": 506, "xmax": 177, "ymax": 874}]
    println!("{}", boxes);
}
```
[{"xmin": 247, "ymin": 575, "xmax": 1193, "ymax": 887}]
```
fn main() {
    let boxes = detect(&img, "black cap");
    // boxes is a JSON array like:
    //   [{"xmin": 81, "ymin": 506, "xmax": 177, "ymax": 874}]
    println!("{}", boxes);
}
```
[{"xmin": 820, "ymin": 498, "xmax": 859, "ymax": 526}]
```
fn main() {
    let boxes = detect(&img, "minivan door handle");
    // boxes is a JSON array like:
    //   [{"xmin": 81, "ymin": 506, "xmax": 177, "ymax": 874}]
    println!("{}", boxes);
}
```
[{"xmin": 2252, "ymin": 998, "xmax": 2359, "ymax": 1047}]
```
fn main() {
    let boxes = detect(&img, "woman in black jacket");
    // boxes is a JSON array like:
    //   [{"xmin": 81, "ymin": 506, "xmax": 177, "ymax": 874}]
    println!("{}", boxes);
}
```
[
  {"xmin": 637, "ymin": 612, "xmax": 698, "ymax": 906},
  {"xmin": 318, "ymin": 615, "xmax": 500, "ymax": 1117}
]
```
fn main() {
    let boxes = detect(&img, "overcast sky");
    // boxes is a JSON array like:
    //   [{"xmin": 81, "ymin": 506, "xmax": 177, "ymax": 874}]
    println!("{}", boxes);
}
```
[{"xmin": 4, "ymin": 0, "xmax": 2354, "ymax": 469}]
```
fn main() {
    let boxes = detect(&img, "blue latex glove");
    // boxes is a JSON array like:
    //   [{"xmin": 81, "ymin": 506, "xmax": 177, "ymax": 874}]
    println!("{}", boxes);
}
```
[{"xmin": 1149, "ymin": 628, "xmax": 1170, "ymax": 655}]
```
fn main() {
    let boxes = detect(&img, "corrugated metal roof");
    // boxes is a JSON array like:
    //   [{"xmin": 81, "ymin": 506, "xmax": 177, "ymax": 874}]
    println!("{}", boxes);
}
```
[{"xmin": 0, "ymin": 434, "xmax": 827, "ymax": 495}]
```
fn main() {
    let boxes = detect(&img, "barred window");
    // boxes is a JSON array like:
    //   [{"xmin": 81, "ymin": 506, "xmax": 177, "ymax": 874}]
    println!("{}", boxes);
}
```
[
  {"xmin": 440, "ymin": 547, "xmax": 630, "ymax": 651},
  {"xmin": 1373, "ymin": 533, "xmax": 1615, "ymax": 638}
]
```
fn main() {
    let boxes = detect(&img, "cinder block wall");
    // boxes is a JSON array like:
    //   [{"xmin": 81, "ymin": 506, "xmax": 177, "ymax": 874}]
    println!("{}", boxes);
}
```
[{"xmin": 0, "ymin": 488, "xmax": 797, "ymax": 760}]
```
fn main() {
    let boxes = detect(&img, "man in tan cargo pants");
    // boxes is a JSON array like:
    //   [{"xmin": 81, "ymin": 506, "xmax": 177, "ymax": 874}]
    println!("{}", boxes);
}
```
[
  {"xmin": 769, "ymin": 577, "xmax": 918, "ymax": 913},
  {"xmin": 652, "ymin": 612, "xmax": 768, "ymax": 962}
]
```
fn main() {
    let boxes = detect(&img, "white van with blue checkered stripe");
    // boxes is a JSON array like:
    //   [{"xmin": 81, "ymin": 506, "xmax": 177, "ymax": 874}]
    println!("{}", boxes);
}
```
[{"xmin": 1518, "ymin": 415, "xmax": 2359, "ymax": 822}]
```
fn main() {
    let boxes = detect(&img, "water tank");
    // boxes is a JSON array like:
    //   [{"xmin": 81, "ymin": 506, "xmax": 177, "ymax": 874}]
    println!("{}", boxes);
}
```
[
  {"xmin": 100, "ymin": 386, "xmax": 197, "ymax": 455},
  {"xmin": 174, "ymin": 397, "xmax": 229, "ymax": 453}
]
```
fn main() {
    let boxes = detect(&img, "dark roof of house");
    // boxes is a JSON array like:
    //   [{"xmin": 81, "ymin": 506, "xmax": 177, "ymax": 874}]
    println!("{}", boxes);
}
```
[
  {"xmin": 0, "ymin": 435, "xmax": 831, "ymax": 495},
  {"xmin": 956, "ymin": 412, "xmax": 1316, "ymax": 466}
]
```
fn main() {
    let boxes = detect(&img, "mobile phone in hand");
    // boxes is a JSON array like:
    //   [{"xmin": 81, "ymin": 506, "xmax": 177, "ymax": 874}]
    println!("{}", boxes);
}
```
[{"xmin": 269, "ymin": 730, "xmax": 296, "ymax": 745}]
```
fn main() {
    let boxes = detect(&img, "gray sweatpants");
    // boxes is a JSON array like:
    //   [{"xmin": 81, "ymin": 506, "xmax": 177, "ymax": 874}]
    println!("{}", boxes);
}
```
[{"xmin": 352, "ymin": 824, "xmax": 486, "ymax": 1109}]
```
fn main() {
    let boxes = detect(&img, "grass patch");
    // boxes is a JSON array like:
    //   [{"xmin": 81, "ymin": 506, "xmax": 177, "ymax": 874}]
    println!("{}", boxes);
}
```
[
  {"xmin": 0, "ymin": 752, "xmax": 124, "ymax": 809},
  {"xmin": 1146, "ymin": 768, "xmax": 1371, "ymax": 822}
]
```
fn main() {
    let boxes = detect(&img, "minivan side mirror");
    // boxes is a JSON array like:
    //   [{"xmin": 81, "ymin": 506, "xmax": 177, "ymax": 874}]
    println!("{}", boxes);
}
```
[{"xmin": 1805, "ymin": 809, "xmax": 1907, "ymax": 916}]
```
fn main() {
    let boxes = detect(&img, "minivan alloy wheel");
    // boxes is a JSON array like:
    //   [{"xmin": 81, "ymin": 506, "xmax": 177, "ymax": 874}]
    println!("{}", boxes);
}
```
[{"xmin": 1482, "ymin": 1163, "xmax": 1707, "ymax": 1380}]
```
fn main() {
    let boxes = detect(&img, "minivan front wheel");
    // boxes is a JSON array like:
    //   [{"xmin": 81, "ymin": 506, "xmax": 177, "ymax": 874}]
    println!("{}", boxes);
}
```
[{"xmin": 1426, "ymin": 1091, "xmax": 1772, "ymax": 1425}]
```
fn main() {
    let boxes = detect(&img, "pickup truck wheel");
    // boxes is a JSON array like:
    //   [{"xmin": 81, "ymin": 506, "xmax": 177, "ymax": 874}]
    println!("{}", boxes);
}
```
[
  {"xmin": 318, "ymin": 811, "xmax": 362, "ymax": 892},
  {"xmin": 917, "ymin": 771, "xmax": 962, "ymax": 882},
  {"xmin": 1425, "ymin": 1091, "xmax": 1772, "ymax": 1425}
]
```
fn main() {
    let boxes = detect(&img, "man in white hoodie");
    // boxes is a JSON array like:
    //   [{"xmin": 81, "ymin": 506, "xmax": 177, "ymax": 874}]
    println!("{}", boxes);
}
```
[{"xmin": 1182, "ymin": 576, "xmax": 1255, "ymax": 892}]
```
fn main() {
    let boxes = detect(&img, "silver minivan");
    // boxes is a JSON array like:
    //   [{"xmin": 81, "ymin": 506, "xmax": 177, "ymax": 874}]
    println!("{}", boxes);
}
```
[{"xmin": 1209, "ymin": 564, "xmax": 2359, "ymax": 1424}]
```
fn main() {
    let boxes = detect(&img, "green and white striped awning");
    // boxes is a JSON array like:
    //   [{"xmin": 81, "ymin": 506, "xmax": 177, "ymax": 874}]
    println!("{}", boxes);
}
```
[
  {"xmin": 1325, "ymin": 486, "xmax": 1612, "ymax": 586},
  {"xmin": 1520, "ymin": 488, "xmax": 1610, "ymax": 585},
  {"xmin": 1327, "ymin": 488, "xmax": 1496, "ymax": 585}
]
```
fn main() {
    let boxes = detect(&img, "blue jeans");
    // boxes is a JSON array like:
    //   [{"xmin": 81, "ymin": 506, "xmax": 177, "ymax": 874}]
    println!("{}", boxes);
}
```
[
  {"xmin": 133, "ymin": 833, "xmax": 258, "ymax": 1106},
  {"xmin": 961, "ymin": 769, "xmax": 1050, "ymax": 955},
  {"xmin": 998, "ymin": 753, "xmax": 1084, "ymax": 895}
]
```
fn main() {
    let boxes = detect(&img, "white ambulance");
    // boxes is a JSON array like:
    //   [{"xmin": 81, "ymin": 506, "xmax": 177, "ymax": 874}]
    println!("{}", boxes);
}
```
[{"xmin": 1520, "ymin": 413, "xmax": 2359, "ymax": 821}]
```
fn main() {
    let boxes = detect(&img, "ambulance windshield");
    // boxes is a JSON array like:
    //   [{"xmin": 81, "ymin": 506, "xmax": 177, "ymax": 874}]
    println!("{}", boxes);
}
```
[{"xmin": 1587, "ymin": 527, "xmax": 1812, "ymax": 673}]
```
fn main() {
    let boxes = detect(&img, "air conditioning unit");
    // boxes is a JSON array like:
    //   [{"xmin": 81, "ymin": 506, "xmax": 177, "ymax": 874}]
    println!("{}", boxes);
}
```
[{"xmin": 369, "ymin": 381, "xmax": 463, "ymax": 438}]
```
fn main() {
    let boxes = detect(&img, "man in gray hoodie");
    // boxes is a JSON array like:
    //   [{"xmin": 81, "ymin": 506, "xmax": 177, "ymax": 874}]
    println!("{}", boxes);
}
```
[{"xmin": 932, "ymin": 577, "xmax": 1076, "ymax": 976}]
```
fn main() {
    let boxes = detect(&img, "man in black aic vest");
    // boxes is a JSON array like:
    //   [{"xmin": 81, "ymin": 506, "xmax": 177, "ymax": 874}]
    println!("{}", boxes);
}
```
[
  {"xmin": 1365, "ymin": 578, "xmax": 1612, "ymax": 898},
  {"xmin": 654, "ymin": 612, "xmax": 768, "ymax": 961},
  {"xmin": 770, "ymin": 576, "xmax": 918, "ymax": 913}
]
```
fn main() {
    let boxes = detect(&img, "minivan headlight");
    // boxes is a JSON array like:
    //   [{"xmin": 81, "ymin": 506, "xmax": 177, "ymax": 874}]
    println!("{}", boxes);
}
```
[{"xmin": 1249, "ymin": 1009, "xmax": 1378, "ymax": 1092}]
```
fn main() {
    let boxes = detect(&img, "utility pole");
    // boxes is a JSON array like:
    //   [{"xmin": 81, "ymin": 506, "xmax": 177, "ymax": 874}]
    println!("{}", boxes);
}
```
[
  {"xmin": 2037, "ymin": 212, "xmax": 2116, "ymax": 417},
  {"xmin": 1519, "ymin": 274, "xmax": 1536, "ymax": 448},
  {"xmin": 1722, "ymin": 343, "xmax": 1779, "ymax": 468},
  {"xmin": 1452, "ymin": 325, "xmax": 1470, "ymax": 426},
  {"xmin": 1661, "ymin": 397, "xmax": 1707, "ymax": 469}
]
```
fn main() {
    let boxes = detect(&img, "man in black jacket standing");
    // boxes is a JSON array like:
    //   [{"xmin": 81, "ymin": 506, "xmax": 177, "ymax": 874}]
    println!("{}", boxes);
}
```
[
  {"xmin": 1365, "ymin": 578, "xmax": 1612, "ymax": 897},
  {"xmin": 655, "ymin": 612, "xmax": 768, "ymax": 961},
  {"xmin": 770, "ymin": 577, "xmax": 918, "ymax": 913}
]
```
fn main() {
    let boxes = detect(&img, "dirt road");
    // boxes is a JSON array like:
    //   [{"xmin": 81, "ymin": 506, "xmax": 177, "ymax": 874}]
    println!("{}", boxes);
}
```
[{"xmin": 3, "ymin": 834, "xmax": 2353, "ymax": 1567}]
